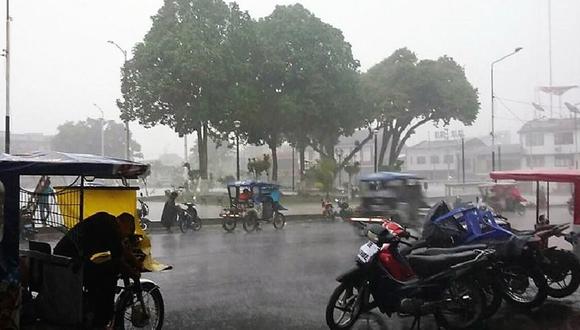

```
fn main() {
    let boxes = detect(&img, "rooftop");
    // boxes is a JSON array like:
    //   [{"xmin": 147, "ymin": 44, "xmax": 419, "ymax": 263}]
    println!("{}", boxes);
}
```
[{"xmin": 519, "ymin": 118, "xmax": 577, "ymax": 134}]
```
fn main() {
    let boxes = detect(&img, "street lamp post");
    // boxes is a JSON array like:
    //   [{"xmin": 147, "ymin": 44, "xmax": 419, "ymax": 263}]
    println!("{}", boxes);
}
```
[
  {"xmin": 565, "ymin": 102, "xmax": 580, "ymax": 169},
  {"xmin": 107, "ymin": 40, "xmax": 131, "ymax": 160},
  {"xmin": 234, "ymin": 120, "xmax": 241, "ymax": 180},
  {"xmin": 4, "ymin": 0, "xmax": 10, "ymax": 153},
  {"xmin": 491, "ymin": 47, "xmax": 523, "ymax": 171},
  {"xmin": 292, "ymin": 146, "xmax": 295, "ymax": 191},
  {"xmin": 92, "ymin": 103, "xmax": 105, "ymax": 157},
  {"xmin": 373, "ymin": 128, "xmax": 379, "ymax": 173}
]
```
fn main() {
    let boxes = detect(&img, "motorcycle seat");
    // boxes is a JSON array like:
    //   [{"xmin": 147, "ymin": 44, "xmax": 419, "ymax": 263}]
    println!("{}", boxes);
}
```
[
  {"xmin": 407, "ymin": 250, "xmax": 480, "ymax": 278},
  {"xmin": 410, "ymin": 244, "xmax": 488, "ymax": 256}
]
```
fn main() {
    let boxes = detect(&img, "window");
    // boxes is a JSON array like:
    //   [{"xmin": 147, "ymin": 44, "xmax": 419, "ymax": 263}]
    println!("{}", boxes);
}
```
[
  {"xmin": 555, "ymin": 154, "xmax": 574, "ymax": 167},
  {"xmin": 443, "ymin": 154, "xmax": 454, "ymax": 164},
  {"xmin": 526, "ymin": 133, "xmax": 544, "ymax": 147},
  {"xmin": 430, "ymin": 155, "xmax": 440, "ymax": 164},
  {"xmin": 417, "ymin": 156, "xmax": 426, "ymax": 164},
  {"xmin": 526, "ymin": 155, "xmax": 545, "ymax": 167},
  {"xmin": 554, "ymin": 132, "xmax": 574, "ymax": 145}
]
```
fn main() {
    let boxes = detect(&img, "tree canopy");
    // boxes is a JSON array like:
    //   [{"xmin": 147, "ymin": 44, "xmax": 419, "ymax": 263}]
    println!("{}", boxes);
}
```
[
  {"xmin": 362, "ymin": 48, "xmax": 479, "ymax": 167},
  {"xmin": 119, "ymin": 0, "xmax": 257, "ymax": 179},
  {"xmin": 51, "ymin": 118, "xmax": 142, "ymax": 159}
]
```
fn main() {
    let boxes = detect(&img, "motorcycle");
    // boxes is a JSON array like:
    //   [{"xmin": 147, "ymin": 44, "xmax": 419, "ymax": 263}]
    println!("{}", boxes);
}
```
[
  {"xmin": 177, "ymin": 202, "xmax": 203, "ymax": 233},
  {"xmin": 137, "ymin": 197, "xmax": 152, "ymax": 231},
  {"xmin": 21, "ymin": 238, "xmax": 165, "ymax": 329},
  {"xmin": 326, "ymin": 221, "xmax": 490, "ymax": 330},
  {"xmin": 334, "ymin": 198, "xmax": 352, "ymax": 219},
  {"xmin": 322, "ymin": 199, "xmax": 334, "ymax": 219},
  {"xmin": 421, "ymin": 202, "xmax": 553, "ymax": 313}
]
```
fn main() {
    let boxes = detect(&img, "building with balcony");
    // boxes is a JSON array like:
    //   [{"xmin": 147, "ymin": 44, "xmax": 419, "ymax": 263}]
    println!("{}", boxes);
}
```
[{"xmin": 519, "ymin": 118, "xmax": 580, "ymax": 169}]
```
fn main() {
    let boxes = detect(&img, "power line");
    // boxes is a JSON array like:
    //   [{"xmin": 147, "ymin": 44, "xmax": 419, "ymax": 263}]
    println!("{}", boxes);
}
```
[{"xmin": 496, "ymin": 98, "xmax": 526, "ymax": 123}]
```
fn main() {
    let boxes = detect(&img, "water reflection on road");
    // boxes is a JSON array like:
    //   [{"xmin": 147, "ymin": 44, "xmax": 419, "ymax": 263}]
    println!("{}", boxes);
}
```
[{"xmin": 143, "ymin": 218, "xmax": 580, "ymax": 329}]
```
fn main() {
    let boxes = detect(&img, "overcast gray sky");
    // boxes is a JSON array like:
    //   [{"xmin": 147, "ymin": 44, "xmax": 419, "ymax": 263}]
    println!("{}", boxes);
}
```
[{"xmin": 1, "ymin": 0, "xmax": 579, "ymax": 159}]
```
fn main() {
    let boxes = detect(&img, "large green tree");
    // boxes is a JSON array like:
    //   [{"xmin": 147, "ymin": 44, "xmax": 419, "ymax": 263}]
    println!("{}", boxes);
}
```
[
  {"xmin": 362, "ymin": 48, "xmax": 479, "ymax": 167},
  {"xmin": 118, "ymin": 0, "xmax": 256, "ymax": 179},
  {"xmin": 245, "ymin": 4, "xmax": 363, "ymax": 181},
  {"xmin": 51, "ymin": 118, "xmax": 142, "ymax": 159}
]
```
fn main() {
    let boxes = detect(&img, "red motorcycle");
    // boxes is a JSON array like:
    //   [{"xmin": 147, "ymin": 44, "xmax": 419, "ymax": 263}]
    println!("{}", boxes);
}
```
[{"xmin": 326, "ymin": 220, "xmax": 492, "ymax": 330}]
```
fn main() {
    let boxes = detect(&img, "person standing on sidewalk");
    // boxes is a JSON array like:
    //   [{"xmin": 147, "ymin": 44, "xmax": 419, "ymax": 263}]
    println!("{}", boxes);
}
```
[
  {"xmin": 39, "ymin": 177, "xmax": 55, "ymax": 225},
  {"xmin": 161, "ymin": 191, "xmax": 178, "ymax": 232}
]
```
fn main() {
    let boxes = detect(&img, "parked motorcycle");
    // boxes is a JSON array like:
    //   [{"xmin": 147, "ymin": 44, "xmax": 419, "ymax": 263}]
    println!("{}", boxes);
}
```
[
  {"xmin": 326, "ymin": 221, "xmax": 490, "ymax": 330},
  {"xmin": 177, "ymin": 202, "xmax": 203, "ymax": 233},
  {"xmin": 322, "ymin": 199, "xmax": 334, "ymax": 219},
  {"xmin": 334, "ymin": 198, "xmax": 352, "ymax": 219},
  {"xmin": 137, "ymin": 197, "xmax": 152, "ymax": 231},
  {"xmin": 420, "ymin": 202, "xmax": 552, "ymax": 311}
]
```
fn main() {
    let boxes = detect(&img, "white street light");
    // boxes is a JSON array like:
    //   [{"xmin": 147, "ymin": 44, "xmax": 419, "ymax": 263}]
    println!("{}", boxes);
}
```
[
  {"xmin": 107, "ymin": 40, "xmax": 131, "ymax": 160},
  {"xmin": 92, "ymin": 103, "xmax": 105, "ymax": 157},
  {"xmin": 491, "ymin": 47, "xmax": 523, "ymax": 171}
]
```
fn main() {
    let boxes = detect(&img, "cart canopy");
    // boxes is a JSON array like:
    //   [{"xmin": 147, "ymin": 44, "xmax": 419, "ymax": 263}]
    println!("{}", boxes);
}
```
[{"xmin": 0, "ymin": 152, "xmax": 150, "ymax": 178}]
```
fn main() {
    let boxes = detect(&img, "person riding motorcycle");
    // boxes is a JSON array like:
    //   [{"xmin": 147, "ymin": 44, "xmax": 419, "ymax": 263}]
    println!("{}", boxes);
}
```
[{"xmin": 53, "ymin": 212, "xmax": 141, "ymax": 328}]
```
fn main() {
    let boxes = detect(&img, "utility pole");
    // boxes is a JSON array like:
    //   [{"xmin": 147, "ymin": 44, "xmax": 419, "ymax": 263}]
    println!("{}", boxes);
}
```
[
  {"xmin": 292, "ymin": 146, "xmax": 295, "ymax": 191},
  {"xmin": 491, "ymin": 47, "xmax": 523, "ymax": 171},
  {"xmin": 107, "ymin": 40, "xmax": 131, "ymax": 160},
  {"xmin": 548, "ymin": 0, "xmax": 553, "ymax": 118},
  {"xmin": 4, "ymin": 0, "xmax": 10, "ymax": 153},
  {"xmin": 461, "ymin": 137, "xmax": 465, "ymax": 183}
]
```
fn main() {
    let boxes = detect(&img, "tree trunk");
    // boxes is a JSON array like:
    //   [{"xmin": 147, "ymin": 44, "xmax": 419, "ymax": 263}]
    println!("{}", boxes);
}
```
[
  {"xmin": 197, "ymin": 123, "xmax": 209, "ymax": 180},
  {"xmin": 378, "ymin": 126, "xmax": 389, "ymax": 167},
  {"xmin": 388, "ymin": 131, "xmax": 401, "ymax": 167},
  {"xmin": 270, "ymin": 142, "xmax": 278, "ymax": 182}
]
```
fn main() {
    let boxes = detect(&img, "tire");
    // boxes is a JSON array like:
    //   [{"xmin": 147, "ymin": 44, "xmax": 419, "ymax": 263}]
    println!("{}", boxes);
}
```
[
  {"xmin": 273, "ymin": 213, "xmax": 286, "ymax": 230},
  {"xmin": 243, "ymin": 214, "xmax": 258, "ymax": 233},
  {"xmin": 114, "ymin": 281, "xmax": 165, "ymax": 330},
  {"xmin": 140, "ymin": 218, "xmax": 150, "ymax": 232},
  {"xmin": 222, "ymin": 218, "xmax": 237, "ymax": 232},
  {"xmin": 500, "ymin": 265, "xmax": 548, "ymax": 309},
  {"xmin": 434, "ymin": 281, "xmax": 485, "ymax": 329},
  {"xmin": 179, "ymin": 216, "xmax": 190, "ymax": 233},
  {"xmin": 192, "ymin": 218, "xmax": 202, "ymax": 231},
  {"xmin": 325, "ymin": 282, "xmax": 363, "ymax": 330},
  {"xmin": 543, "ymin": 249, "xmax": 580, "ymax": 298}
]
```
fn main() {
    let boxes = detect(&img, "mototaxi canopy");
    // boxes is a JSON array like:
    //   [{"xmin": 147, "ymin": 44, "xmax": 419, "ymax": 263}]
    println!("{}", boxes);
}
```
[
  {"xmin": 0, "ymin": 152, "xmax": 151, "ymax": 282},
  {"xmin": 490, "ymin": 169, "xmax": 580, "ymax": 226}
]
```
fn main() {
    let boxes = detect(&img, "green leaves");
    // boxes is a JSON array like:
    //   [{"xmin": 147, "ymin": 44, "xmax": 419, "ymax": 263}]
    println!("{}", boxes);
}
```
[
  {"xmin": 362, "ymin": 48, "xmax": 480, "ymax": 166},
  {"xmin": 51, "ymin": 119, "xmax": 142, "ymax": 159}
]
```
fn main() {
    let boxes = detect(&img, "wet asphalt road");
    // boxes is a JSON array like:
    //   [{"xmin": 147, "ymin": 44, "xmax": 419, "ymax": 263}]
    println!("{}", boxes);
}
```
[{"xmin": 141, "ymin": 217, "xmax": 580, "ymax": 330}]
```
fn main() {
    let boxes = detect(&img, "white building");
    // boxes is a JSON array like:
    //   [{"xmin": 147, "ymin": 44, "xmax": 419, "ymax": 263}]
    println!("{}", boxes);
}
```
[{"xmin": 519, "ymin": 118, "xmax": 580, "ymax": 169}]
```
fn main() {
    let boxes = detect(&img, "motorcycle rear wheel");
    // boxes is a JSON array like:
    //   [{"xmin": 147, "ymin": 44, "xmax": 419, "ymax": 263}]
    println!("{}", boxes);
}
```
[
  {"xmin": 191, "ymin": 218, "xmax": 202, "ymax": 231},
  {"xmin": 544, "ymin": 249, "xmax": 580, "ymax": 298},
  {"xmin": 325, "ymin": 282, "xmax": 363, "ymax": 330},
  {"xmin": 179, "ymin": 217, "xmax": 190, "ymax": 233},
  {"xmin": 500, "ymin": 265, "xmax": 547, "ymax": 309},
  {"xmin": 114, "ymin": 281, "xmax": 164, "ymax": 330},
  {"xmin": 434, "ymin": 281, "xmax": 485, "ymax": 329}
]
